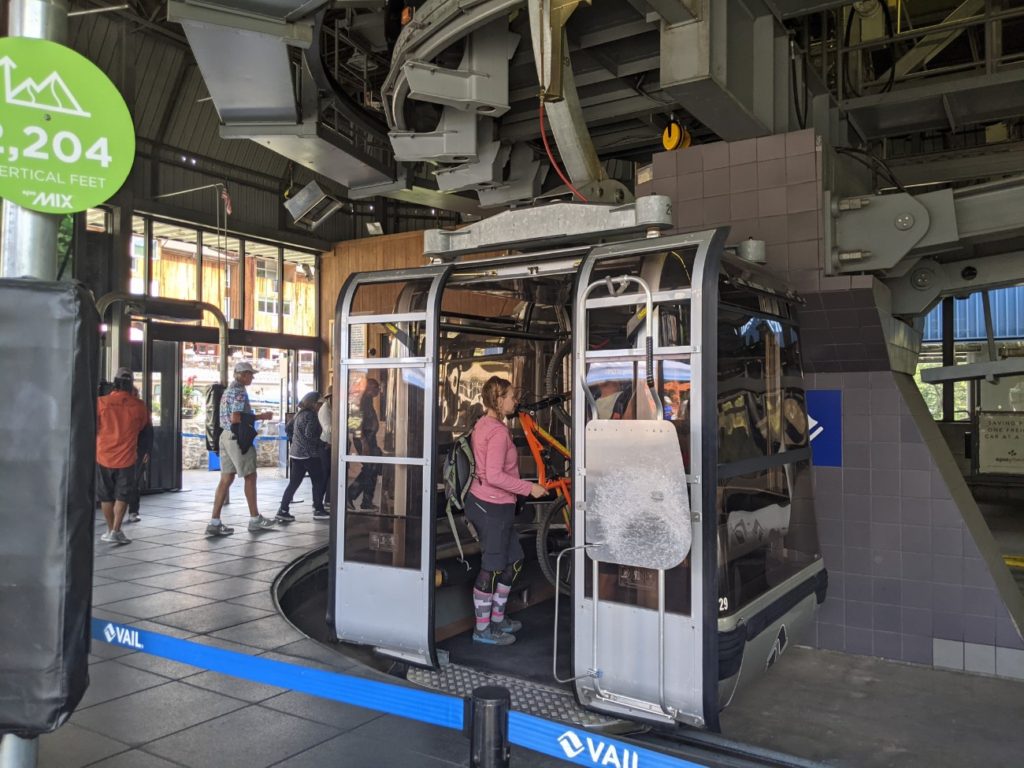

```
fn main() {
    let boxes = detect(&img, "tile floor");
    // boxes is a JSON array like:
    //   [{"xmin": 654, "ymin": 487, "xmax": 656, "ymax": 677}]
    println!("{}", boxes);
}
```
[{"xmin": 38, "ymin": 470, "xmax": 563, "ymax": 768}]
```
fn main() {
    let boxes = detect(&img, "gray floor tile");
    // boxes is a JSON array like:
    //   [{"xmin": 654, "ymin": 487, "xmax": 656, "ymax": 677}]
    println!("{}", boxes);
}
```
[
  {"xmin": 195, "ymin": 557, "xmax": 283, "ymax": 576},
  {"xmin": 186, "ymin": 634, "xmax": 265, "ymax": 655},
  {"xmin": 85, "ymin": 750, "xmax": 184, "ymax": 768},
  {"xmin": 227, "ymin": 590, "xmax": 278, "ymax": 611},
  {"xmin": 211, "ymin": 615, "xmax": 305, "ymax": 650},
  {"xmin": 138, "ymin": 531, "xmax": 213, "ymax": 546},
  {"xmin": 349, "ymin": 715, "xmax": 470, "ymax": 764},
  {"xmin": 269, "ymin": 732, "xmax": 465, "ymax": 768},
  {"xmin": 254, "ymin": 547, "xmax": 318, "ymax": 564},
  {"xmin": 89, "ymin": 640, "xmax": 136, "ymax": 661},
  {"xmin": 184, "ymin": 670, "xmax": 287, "ymax": 703},
  {"xmin": 93, "ymin": 575, "xmax": 115, "ymax": 586},
  {"xmin": 93, "ymin": 555, "xmax": 143, "ymax": 572},
  {"xmin": 155, "ymin": 551, "xmax": 243, "ymax": 568},
  {"xmin": 145, "ymin": 705, "xmax": 339, "ymax": 768},
  {"xmin": 114, "ymin": 543, "xmax": 195, "ymax": 562},
  {"xmin": 271, "ymin": 639, "xmax": 359, "ymax": 670},
  {"xmin": 70, "ymin": 681, "xmax": 247, "ymax": 746},
  {"xmin": 178, "ymin": 576, "xmax": 267, "ymax": 600},
  {"xmin": 102, "ymin": 591, "xmax": 215, "ymax": 620},
  {"xmin": 92, "ymin": 582, "xmax": 166, "ymax": 606},
  {"xmin": 130, "ymin": 619, "xmax": 198, "ymax": 639},
  {"xmin": 96, "ymin": 562, "xmax": 183, "ymax": 581},
  {"xmin": 134, "ymin": 568, "xmax": 231, "ymax": 590},
  {"xmin": 154, "ymin": 601, "xmax": 273, "ymax": 633},
  {"xmin": 92, "ymin": 607, "xmax": 141, "ymax": 625},
  {"xmin": 76, "ymin": 661, "xmax": 171, "ymax": 709},
  {"xmin": 116, "ymin": 650, "xmax": 204, "ymax": 679},
  {"xmin": 260, "ymin": 691, "xmax": 381, "ymax": 731},
  {"xmin": 38, "ymin": 722, "xmax": 128, "ymax": 768},
  {"xmin": 248, "ymin": 567, "xmax": 286, "ymax": 583}
]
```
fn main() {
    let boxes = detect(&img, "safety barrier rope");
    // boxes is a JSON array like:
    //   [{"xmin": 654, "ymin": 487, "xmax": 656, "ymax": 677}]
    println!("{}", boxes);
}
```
[{"xmin": 92, "ymin": 619, "xmax": 707, "ymax": 768}]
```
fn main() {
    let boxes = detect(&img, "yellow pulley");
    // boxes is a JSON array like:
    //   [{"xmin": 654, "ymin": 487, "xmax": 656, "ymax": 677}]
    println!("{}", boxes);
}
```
[{"xmin": 662, "ymin": 121, "xmax": 691, "ymax": 151}]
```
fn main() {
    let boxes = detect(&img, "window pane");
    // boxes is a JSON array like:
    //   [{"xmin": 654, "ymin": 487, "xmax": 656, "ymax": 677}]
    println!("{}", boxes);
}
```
[
  {"xmin": 346, "ymin": 367, "xmax": 424, "ymax": 459},
  {"xmin": 349, "ymin": 278, "xmax": 432, "ymax": 316},
  {"xmin": 343, "ymin": 463, "xmax": 424, "ymax": 569},
  {"xmin": 151, "ymin": 222, "xmax": 198, "ymax": 301},
  {"xmin": 130, "ymin": 216, "xmax": 147, "ymax": 295},
  {"xmin": 717, "ymin": 460, "xmax": 821, "ymax": 615},
  {"xmin": 245, "ymin": 241, "xmax": 281, "ymax": 332},
  {"xmin": 202, "ymin": 236, "xmax": 240, "ymax": 328},
  {"xmin": 284, "ymin": 249, "xmax": 316, "ymax": 336}
]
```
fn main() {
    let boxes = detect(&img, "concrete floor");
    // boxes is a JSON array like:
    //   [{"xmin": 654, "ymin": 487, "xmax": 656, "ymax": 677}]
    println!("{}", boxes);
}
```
[{"xmin": 35, "ymin": 469, "xmax": 1024, "ymax": 768}]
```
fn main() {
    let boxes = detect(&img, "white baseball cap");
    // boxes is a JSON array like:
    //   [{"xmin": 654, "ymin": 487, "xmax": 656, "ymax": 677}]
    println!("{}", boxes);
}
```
[{"xmin": 234, "ymin": 361, "xmax": 256, "ymax": 374}]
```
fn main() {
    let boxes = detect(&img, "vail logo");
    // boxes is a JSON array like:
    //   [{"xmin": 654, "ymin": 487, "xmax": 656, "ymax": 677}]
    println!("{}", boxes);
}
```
[
  {"xmin": 32, "ymin": 192, "xmax": 73, "ymax": 209},
  {"xmin": 557, "ymin": 730, "xmax": 639, "ymax": 767},
  {"xmin": 103, "ymin": 623, "xmax": 144, "ymax": 650},
  {"xmin": 808, "ymin": 414, "xmax": 823, "ymax": 442}
]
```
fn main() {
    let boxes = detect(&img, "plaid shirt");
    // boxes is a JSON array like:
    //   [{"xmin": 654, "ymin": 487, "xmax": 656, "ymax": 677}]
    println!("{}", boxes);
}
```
[{"xmin": 220, "ymin": 380, "xmax": 251, "ymax": 429}]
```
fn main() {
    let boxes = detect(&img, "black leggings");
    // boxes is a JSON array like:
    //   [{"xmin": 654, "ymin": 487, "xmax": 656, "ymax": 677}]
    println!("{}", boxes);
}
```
[{"xmin": 280, "ymin": 456, "xmax": 326, "ymax": 512}]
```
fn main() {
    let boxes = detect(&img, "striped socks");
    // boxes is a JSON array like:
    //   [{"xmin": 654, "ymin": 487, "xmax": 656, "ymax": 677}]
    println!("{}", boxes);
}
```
[
  {"xmin": 491, "ymin": 582, "xmax": 511, "ymax": 626},
  {"xmin": 473, "ymin": 588, "xmax": 493, "ymax": 633}
]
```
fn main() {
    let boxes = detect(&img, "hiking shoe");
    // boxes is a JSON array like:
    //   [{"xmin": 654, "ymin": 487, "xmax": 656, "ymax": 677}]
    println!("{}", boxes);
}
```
[
  {"xmin": 111, "ymin": 530, "xmax": 131, "ymax": 545},
  {"xmin": 248, "ymin": 515, "xmax": 276, "ymax": 532},
  {"xmin": 313, "ymin": 509, "xmax": 330, "ymax": 520},
  {"xmin": 493, "ymin": 617, "xmax": 522, "ymax": 634},
  {"xmin": 472, "ymin": 627, "xmax": 516, "ymax": 646},
  {"xmin": 100, "ymin": 531, "xmax": 115, "ymax": 543},
  {"xmin": 275, "ymin": 510, "xmax": 296, "ymax": 523},
  {"xmin": 126, "ymin": 512, "xmax": 141, "ymax": 523},
  {"xmin": 205, "ymin": 522, "xmax": 235, "ymax": 537},
  {"xmin": 359, "ymin": 502, "xmax": 377, "ymax": 511}
]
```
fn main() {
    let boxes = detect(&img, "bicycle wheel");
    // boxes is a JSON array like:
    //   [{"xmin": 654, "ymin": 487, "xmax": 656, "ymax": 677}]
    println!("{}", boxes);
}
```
[{"xmin": 536, "ymin": 496, "xmax": 572, "ymax": 595}]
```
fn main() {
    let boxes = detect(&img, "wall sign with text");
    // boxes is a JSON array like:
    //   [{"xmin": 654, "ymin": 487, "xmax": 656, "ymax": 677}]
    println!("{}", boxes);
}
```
[
  {"xmin": 0, "ymin": 37, "xmax": 135, "ymax": 214},
  {"xmin": 978, "ymin": 410, "xmax": 1024, "ymax": 474}
]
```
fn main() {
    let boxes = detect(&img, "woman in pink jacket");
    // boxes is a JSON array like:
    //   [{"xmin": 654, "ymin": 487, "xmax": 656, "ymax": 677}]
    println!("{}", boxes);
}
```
[{"xmin": 467, "ymin": 376, "xmax": 547, "ymax": 645}]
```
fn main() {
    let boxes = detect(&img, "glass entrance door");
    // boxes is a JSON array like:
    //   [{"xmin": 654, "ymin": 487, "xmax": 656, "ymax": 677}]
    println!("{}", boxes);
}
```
[
  {"xmin": 333, "ymin": 266, "xmax": 449, "ymax": 666},
  {"xmin": 571, "ymin": 230, "xmax": 725, "ymax": 727}
]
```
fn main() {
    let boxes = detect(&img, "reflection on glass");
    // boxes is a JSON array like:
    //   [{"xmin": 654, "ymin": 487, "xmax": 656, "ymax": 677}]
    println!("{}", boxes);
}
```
[
  {"xmin": 149, "ymin": 372, "xmax": 161, "ymax": 427},
  {"xmin": 151, "ymin": 222, "xmax": 199, "ymax": 302},
  {"xmin": 283, "ymin": 249, "xmax": 317, "ymax": 336},
  {"xmin": 717, "ymin": 461, "xmax": 820, "ymax": 615},
  {"xmin": 344, "ymin": 463, "xmax": 424, "ymax": 569},
  {"xmin": 346, "ymin": 368, "xmax": 424, "ymax": 459},
  {"xmin": 246, "ymin": 241, "xmax": 281, "ymax": 333},
  {"xmin": 202, "ymin": 236, "xmax": 240, "ymax": 328},
  {"xmin": 350, "ymin": 278, "xmax": 432, "ymax": 316},
  {"xmin": 349, "ymin": 321, "xmax": 427, "ymax": 359},
  {"xmin": 130, "ymin": 215, "xmax": 148, "ymax": 295}
]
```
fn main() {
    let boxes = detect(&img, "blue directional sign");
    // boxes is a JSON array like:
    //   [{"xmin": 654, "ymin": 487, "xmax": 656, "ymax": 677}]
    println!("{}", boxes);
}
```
[{"xmin": 806, "ymin": 389, "xmax": 842, "ymax": 467}]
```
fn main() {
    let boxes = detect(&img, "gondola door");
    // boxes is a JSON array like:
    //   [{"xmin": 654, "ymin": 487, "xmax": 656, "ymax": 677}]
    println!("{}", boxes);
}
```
[
  {"xmin": 332, "ymin": 266, "xmax": 449, "ymax": 667},
  {"xmin": 570, "ymin": 230, "xmax": 725, "ymax": 728}
]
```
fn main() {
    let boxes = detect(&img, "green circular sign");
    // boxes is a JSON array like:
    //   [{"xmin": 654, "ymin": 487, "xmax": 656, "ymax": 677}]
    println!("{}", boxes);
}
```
[{"xmin": 0, "ymin": 37, "xmax": 135, "ymax": 214}]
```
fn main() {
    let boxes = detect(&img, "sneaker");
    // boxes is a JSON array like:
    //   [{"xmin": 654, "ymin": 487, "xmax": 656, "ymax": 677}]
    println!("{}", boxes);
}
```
[
  {"xmin": 359, "ymin": 502, "xmax": 377, "ymax": 511},
  {"xmin": 126, "ymin": 512, "xmax": 141, "ymax": 523},
  {"xmin": 111, "ymin": 530, "xmax": 131, "ymax": 545},
  {"xmin": 275, "ymin": 510, "xmax": 296, "ymax": 523},
  {"xmin": 248, "ymin": 515, "xmax": 276, "ymax": 532},
  {"xmin": 472, "ymin": 627, "xmax": 516, "ymax": 646},
  {"xmin": 493, "ymin": 617, "xmax": 522, "ymax": 634},
  {"xmin": 312, "ymin": 509, "xmax": 330, "ymax": 520},
  {"xmin": 100, "ymin": 531, "xmax": 115, "ymax": 543},
  {"xmin": 205, "ymin": 522, "xmax": 235, "ymax": 537}
]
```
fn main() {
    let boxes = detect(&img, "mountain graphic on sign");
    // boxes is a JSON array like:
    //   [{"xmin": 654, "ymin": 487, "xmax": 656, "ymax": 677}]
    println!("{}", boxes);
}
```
[{"xmin": 0, "ymin": 56, "xmax": 91, "ymax": 117}]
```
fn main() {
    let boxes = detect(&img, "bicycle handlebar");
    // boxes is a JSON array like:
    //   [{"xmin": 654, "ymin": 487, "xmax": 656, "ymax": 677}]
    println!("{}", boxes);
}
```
[{"xmin": 516, "ymin": 393, "xmax": 569, "ymax": 414}]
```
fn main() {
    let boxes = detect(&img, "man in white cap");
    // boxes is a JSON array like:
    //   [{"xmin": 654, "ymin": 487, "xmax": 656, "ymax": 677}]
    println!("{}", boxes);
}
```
[{"xmin": 207, "ymin": 360, "xmax": 277, "ymax": 535}]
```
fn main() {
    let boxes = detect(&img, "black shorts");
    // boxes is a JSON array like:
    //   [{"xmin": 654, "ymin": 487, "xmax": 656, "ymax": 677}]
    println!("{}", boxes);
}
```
[
  {"xmin": 96, "ymin": 464, "xmax": 133, "ymax": 503},
  {"xmin": 465, "ymin": 495, "xmax": 524, "ymax": 572}
]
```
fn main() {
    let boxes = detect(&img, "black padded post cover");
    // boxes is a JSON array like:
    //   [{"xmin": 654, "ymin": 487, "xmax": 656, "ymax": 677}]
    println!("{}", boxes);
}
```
[
  {"xmin": 0, "ymin": 280, "xmax": 98, "ymax": 735},
  {"xmin": 206, "ymin": 383, "xmax": 225, "ymax": 452}
]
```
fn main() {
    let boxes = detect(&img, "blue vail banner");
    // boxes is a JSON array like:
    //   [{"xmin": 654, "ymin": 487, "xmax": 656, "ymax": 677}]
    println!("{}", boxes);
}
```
[{"xmin": 806, "ymin": 390, "xmax": 842, "ymax": 467}]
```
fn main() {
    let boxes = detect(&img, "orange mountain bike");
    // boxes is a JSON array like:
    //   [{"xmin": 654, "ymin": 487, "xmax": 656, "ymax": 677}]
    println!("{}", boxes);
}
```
[{"xmin": 515, "ymin": 394, "xmax": 573, "ymax": 594}]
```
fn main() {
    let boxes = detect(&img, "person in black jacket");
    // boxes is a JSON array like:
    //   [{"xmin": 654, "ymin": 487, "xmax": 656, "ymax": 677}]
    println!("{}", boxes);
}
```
[
  {"xmin": 276, "ymin": 391, "xmax": 327, "ymax": 522},
  {"xmin": 125, "ymin": 386, "xmax": 153, "ymax": 524}
]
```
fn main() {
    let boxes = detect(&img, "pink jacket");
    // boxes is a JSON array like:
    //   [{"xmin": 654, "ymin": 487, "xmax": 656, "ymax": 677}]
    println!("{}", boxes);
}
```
[{"xmin": 469, "ymin": 415, "xmax": 532, "ymax": 504}]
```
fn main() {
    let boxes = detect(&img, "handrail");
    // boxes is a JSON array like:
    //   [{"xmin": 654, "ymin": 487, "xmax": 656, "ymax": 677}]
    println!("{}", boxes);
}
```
[{"xmin": 96, "ymin": 292, "xmax": 229, "ymax": 385}]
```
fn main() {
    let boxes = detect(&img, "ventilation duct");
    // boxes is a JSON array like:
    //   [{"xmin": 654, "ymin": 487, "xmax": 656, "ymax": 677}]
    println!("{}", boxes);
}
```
[{"xmin": 283, "ymin": 181, "xmax": 345, "ymax": 230}]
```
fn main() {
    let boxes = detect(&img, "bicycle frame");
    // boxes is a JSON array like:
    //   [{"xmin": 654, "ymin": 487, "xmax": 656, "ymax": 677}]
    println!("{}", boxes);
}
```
[{"xmin": 517, "ymin": 410, "xmax": 572, "ymax": 514}]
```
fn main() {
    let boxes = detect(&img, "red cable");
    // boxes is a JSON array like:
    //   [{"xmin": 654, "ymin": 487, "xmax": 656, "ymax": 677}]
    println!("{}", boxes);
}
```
[{"xmin": 539, "ymin": 98, "xmax": 587, "ymax": 202}]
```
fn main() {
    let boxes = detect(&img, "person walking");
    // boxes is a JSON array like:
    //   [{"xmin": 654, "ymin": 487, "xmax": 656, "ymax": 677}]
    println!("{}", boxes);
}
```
[
  {"xmin": 346, "ymin": 378, "xmax": 382, "ymax": 510},
  {"xmin": 207, "ymin": 360, "xmax": 277, "ymax": 536},
  {"xmin": 317, "ymin": 391, "xmax": 332, "ymax": 516},
  {"xmin": 466, "ymin": 376, "xmax": 547, "ymax": 646},
  {"xmin": 96, "ymin": 368, "xmax": 151, "ymax": 545},
  {"xmin": 276, "ymin": 391, "xmax": 328, "ymax": 522}
]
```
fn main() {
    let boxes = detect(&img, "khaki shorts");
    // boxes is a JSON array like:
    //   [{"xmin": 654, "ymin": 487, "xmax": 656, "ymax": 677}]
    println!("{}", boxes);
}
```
[{"xmin": 219, "ymin": 429, "xmax": 258, "ymax": 477}]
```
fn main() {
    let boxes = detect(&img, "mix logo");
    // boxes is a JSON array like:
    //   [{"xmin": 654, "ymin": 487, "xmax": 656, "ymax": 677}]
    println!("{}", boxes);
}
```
[
  {"xmin": 557, "ymin": 730, "xmax": 639, "ymax": 768},
  {"xmin": 103, "ymin": 622, "xmax": 145, "ymax": 650}
]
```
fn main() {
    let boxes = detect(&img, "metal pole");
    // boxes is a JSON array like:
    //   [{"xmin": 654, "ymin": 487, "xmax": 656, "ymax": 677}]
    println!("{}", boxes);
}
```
[
  {"xmin": 942, "ymin": 297, "xmax": 955, "ymax": 420},
  {"xmin": 0, "ymin": 0, "xmax": 70, "ymax": 281},
  {"xmin": 0, "ymin": 735, "xmax": 38, "ymax": 768},
  {"xmin": 468, "ymin": 686, "xmax": 510, "ymax": 768}
]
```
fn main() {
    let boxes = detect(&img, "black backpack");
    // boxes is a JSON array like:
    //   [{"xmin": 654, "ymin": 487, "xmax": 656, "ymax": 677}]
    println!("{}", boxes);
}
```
[{"xmin": 441, "ymin": 429, "xmax": 475, "ymax": 567}]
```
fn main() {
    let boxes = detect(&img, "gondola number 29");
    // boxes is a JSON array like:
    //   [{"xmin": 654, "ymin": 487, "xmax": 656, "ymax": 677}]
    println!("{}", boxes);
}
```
[{"xmin": 718, "ymin": 597, "xmax": 729, "ymax": 613}]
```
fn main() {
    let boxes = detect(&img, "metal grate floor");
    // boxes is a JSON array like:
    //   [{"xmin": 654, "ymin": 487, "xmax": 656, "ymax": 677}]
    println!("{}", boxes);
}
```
[{"xmin": 406, "ymin": 662, "xmax": 625, "ymax": 729}]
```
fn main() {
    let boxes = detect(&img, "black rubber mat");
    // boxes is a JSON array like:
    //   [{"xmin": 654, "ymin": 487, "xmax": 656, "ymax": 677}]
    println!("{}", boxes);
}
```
[{"xmin": 437, "ymin": 600, "xmax": 572, "ymax": 686}]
